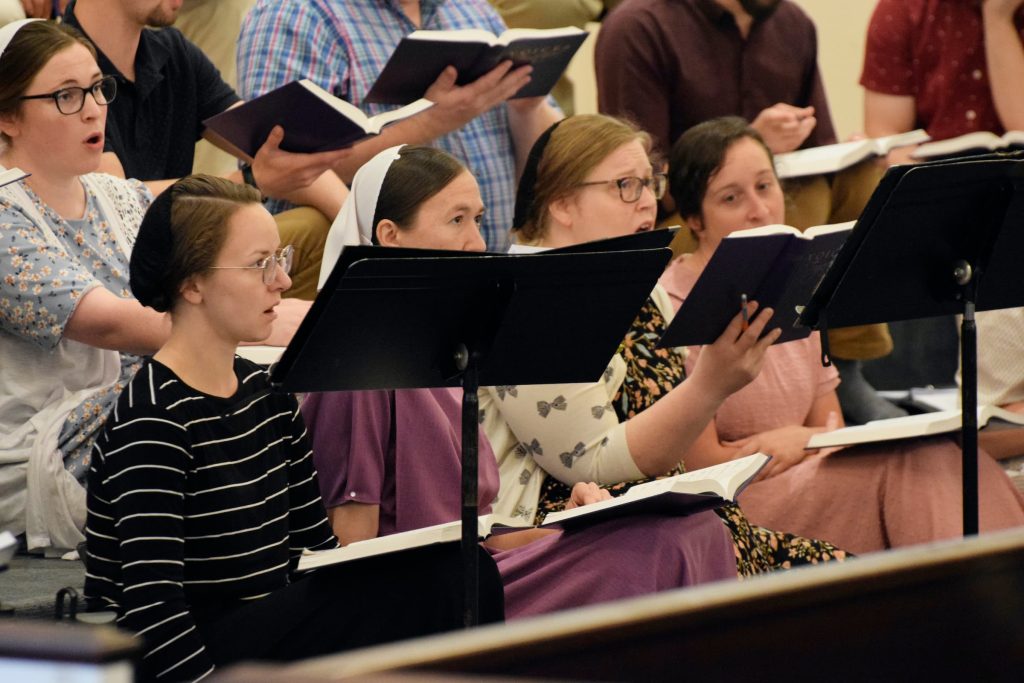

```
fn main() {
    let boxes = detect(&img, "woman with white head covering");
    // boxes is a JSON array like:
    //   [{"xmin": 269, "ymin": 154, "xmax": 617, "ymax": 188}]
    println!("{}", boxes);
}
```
[
  {"xmin": 305, "ymin": 145, "xmax": 739, "ymax": 619},
  {"xmin": 318, "ymin": 144, "xmax": 486, "ymax": 289}
]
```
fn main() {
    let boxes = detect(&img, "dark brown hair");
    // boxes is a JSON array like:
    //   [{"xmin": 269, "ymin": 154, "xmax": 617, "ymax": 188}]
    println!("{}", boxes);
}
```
[
  {"xmin": 131, "ymin": 175, "xmax": 262, "ymax": 312},
  {"xmin": 371, "ymin": 145, "xmax": 466, "ymax": 243},
  {"xmin": 0, "ymin": 21, "xmax": 97, "ymax": 145},
  {"xmin": 668, "ymin": 116, "xmax": 774, "ymax": 220}
]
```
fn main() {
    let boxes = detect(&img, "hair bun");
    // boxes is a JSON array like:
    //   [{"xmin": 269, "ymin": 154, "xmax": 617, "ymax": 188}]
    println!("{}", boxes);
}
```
[{"xmin": 129, "ymin": 184, "xmax": 176, "ymax": 312}]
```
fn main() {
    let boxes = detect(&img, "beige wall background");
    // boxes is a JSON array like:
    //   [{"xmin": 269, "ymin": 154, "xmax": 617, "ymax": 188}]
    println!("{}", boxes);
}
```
[{"xmin": 566, "ymin": 0, "xmax": 877, "ymax": 140}]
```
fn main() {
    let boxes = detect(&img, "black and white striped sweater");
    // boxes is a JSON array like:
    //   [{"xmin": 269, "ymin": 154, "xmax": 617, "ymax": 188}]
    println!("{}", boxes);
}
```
[{"xmin": 84, "ymin": 357, "xmax": 337, "ymax": 681}]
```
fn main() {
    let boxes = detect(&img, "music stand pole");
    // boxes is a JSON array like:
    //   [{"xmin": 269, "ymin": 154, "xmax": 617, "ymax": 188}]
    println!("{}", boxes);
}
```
[
  {"xmin": 456, "ymin": 344, "xmax": 480, "ymax": 627},
  {"xmin": 956, "ymin": 260, "xmax": 979, "ymax": 536},
  {"xmin": 273, "ymin": 244, "xmax": 675, "ymax": 627}
]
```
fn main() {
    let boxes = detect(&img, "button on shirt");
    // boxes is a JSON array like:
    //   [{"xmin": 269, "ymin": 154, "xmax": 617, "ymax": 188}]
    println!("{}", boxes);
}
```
[
  {"xmin": 237, "ymin": 0, "xmax": 518, "ymax": 252},
  {"xmin": 861, "ymin": 0, "xmax": 1024, "ymax": 141},
  {"xmin": 596, "ymin": 0, "xmax": 836, "ymax": 156}
]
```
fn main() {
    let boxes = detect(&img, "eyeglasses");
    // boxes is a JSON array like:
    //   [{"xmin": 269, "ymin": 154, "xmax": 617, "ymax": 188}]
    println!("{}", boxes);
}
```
[
  {"xmin": 208, "ymin": 245, "xmax": 294, "ymax": 285},
  {"xmin": 19, "ymin": 75, "xmax": 118, "ymax": 115},
  {"xmin": 576, "ymin": 173, "xmax": 668, "ymax": 203}
]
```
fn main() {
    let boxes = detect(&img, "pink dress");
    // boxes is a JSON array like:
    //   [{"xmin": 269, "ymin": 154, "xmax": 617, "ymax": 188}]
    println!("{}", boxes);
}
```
[
  {"xmin": 660, "ymin": 256, "xmax": 1024, "ymax": 554},
  {"xmin": 302, "ymin": 388, "xmax": 736, "ymax": 620}
]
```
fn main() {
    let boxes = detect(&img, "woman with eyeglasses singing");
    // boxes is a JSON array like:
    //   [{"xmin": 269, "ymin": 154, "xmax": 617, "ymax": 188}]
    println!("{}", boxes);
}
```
[
  {"xmin": 485, "ymin": 114, "xmax": 847, "ymax": 575},
  {"xmin": 0, "ymin": 20, "xmax": 302, "ymax": 554},
  {"xmin": 81, "ymin": 174, "xmax": 496, "ymax": 682}
]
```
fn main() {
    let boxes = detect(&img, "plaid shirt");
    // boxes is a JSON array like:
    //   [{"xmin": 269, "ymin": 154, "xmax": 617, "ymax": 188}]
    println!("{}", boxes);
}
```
[{"xmin": 238, "ymin": 0, "xmax": 517, "ymax": 251}]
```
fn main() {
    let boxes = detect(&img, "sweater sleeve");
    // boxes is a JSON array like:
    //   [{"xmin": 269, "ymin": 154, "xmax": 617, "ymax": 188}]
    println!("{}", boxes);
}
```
[
  {"xmin": 93, "ymin": 400, "xmax": 215, "ymax": 682},
  {"xmin": 482, "ymin": 357, "xmax": 644, "ymax": 487}
]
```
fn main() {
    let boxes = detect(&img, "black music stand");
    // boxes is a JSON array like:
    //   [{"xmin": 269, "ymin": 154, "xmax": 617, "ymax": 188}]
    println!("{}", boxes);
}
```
[
  {"xmin": 799, "ymin": 152, "xmax": 1024, "ymax": 536},
  {"xmin": 271, "ymin": 244, "xmax": 672, "ymax": 626}
]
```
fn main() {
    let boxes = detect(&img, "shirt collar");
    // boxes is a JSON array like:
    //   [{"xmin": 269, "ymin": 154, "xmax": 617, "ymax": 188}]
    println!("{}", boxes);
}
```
[{"xmin": 63, "ymin": 0, "xmax": 170, "ymax": 96}]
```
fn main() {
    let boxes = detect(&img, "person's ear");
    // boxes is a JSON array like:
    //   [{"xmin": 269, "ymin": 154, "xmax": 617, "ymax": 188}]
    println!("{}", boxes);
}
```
[
  {"xmin": 546, "ymin": 194, "xmax": 575, "ymax": 231},
  {"xmin": 0, "ymin": 110, "xmax": 22, "ymax": 141},
  {"xmin": 375, "ymin": 219, "xmax": 402, "ymax": 247},
  {"xmin": 179, "ymin": 275, "xmax": 203, "ymax": 306},
  {"xmin": 686, "ymin": 214, "xmax": 704, "ymax": 237}
]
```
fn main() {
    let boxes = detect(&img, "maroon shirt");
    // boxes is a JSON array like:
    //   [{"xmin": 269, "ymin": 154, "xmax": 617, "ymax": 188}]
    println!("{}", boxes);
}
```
[
  {"xmin": 861, "ymin": 0, "xmax": 1024, "ymax": 141},
  {"xmin": 596, "ymin": 0, "xmax": 836, "ymax": 156}
]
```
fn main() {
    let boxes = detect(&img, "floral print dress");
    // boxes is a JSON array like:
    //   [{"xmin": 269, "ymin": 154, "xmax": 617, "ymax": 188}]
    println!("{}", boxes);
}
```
[
  {"xmin": 0, "ymin": 178, "xmax": 148, "ymax": 480},
  {"xmin": 517, "ymin": 296, "xmax": 849, "ymax": 576}
]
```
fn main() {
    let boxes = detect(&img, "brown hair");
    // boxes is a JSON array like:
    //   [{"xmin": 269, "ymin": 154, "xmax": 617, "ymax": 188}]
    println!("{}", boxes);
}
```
[
  {"xmin": 513, "ymin": 114, "xmax": 652, "ymax": 243},
  {"xmin": 0, "ymin": 21, "xmax": 98, "ymax": 145},
  {"xmin": 668, "ymin": 116, "xmax": 774, "ymax": 221},
  {"xmin": 372, "ymin": 145, "xmax": 466, "ymax": 243},
  {"xmin": 131, "ymin": 175, "xmax": 261, "ymax": 312}
]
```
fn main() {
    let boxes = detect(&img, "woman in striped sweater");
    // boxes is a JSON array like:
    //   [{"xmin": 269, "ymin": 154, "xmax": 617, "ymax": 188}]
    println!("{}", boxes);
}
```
[{"xmin": 83, "ymin": 176, "xmax": 502, "ymax": 682}]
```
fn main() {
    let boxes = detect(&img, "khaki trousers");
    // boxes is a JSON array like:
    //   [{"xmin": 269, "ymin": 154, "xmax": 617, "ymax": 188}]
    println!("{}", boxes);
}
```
[{"xmin": 275, "ymin": 207, "xmax": 330, "ymax": 301}]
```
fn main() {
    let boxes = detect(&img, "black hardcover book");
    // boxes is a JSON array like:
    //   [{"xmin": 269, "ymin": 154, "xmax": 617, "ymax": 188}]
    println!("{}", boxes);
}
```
[
  {"xmin": 203, "ymin": 80, "xmax": 433, "ymax": 157},
  {"xmin": 365, "ymin": 27, "xmax": 588, "ymax": 105},
  {"xmin": 660, "ymin": 222, "xmax": 853, "ymax": 348}
]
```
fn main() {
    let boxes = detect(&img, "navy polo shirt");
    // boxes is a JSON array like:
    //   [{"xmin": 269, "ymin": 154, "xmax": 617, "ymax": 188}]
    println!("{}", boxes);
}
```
[{"xmin": 63, "ymin": 0, "xmax": 240, "ymax": 181}]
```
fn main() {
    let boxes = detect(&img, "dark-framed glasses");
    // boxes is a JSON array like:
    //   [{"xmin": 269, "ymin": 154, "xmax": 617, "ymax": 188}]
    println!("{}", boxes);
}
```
[
  {"xmin": 577, "ymin": 173, "xmax": 668, "ymax": 202},
  {"xmin": 19, "ymin": 75, "xmax": 118, "ymax": 115},
  {"xmin": 208, "ymin": 245, "xmax": 294, "ymax": 285}
]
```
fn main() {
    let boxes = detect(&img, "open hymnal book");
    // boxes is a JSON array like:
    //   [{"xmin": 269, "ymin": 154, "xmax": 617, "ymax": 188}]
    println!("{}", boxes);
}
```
[
  {"xmin": 662, "ymin": 222, "xmax": 853, "ymax": 347},
  {"xmin": 297, "ymin": 513, "xmax": 528, "ymax": 572},
  {"xmin": 365, "ymin": 26, "xmax": 587, "ymax": 104},
  {"xmin": 774, "ymin": 129, "xmax": 930, "ymax": 178},
  {"xmin": 912, "ymin": 130, "xmax": 1024, "ymax": 160},
  {"xmin": 299, "ymin": 454, "xmax": 769, "ymax": 570},
  {"xmin": 540, "ymin": 453, "xmax": 770, "ymax": 528},
  {"xmin": 806, "ymin": 406, "xmax": 1024, "ymax": 450},
  {"xmin": 0, "ymin": 167, "xmax": 28, "ymax": 188},
  {"xmin": 203, "ymin": 79, "xmax": 433, "ymax": 157}
]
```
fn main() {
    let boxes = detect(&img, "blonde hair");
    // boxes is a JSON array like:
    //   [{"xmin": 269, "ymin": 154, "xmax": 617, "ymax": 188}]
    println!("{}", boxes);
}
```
[{"xmin": 514, "ymin": 114, "xmax": 651, "ymax": 243}]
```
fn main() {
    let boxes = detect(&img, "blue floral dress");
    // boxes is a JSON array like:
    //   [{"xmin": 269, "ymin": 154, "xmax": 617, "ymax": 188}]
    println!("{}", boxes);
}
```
[{"xmin": 0, "ymin": 177, "xmax": 151, "ymax": 480}]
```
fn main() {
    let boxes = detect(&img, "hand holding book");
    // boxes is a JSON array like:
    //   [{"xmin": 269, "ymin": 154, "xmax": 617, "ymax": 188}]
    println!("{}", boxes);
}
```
[
  {"xmin": 684, "ymin": 299, "xmax": 781, "ymax": 404},
  {"xmin": 421, "ymin": 60, "xmax": 535, "ymax": 133},
  {"xmin": 365, "ymin": 27, "xmax": 588, "ymax": 105},
  {"xmin": 245, "ymin": 125, "xmax": 352, "ymax": 200},
  {"xmin": 564, "ymin": 481, "xmax": 613, "ymax": 509}
]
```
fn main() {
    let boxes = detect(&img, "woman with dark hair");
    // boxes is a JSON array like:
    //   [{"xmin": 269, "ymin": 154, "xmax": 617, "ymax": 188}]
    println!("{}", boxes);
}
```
[
  {"xmin": 84, "ymin": 174, "xmax": 502, "ymax": 682},
  {"xmin": 659, "ymin": 115, "xmax": 1024, "ymax": 552},
  {"xmin": 303, "ymin": 144, "xmax": 740, "ymax": 618}
]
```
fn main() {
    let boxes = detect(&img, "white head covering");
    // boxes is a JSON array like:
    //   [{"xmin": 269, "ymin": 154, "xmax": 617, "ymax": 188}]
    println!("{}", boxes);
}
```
[
  {"xmin": 0, "ymin": 18, "xmax": 42, "ymax": 58},
  {"xmin": 318, "ymin": 144, "xmax": 405, "ymax": 291}
]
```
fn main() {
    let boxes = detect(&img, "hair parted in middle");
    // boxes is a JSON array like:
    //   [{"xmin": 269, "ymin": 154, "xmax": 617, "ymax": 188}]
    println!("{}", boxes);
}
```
[
  {"xmin": 371, "ymin": 145, "xmax": 466, "ymax": 242},
  {"xmin": 512, "ymin": 114, "xmax": 652, "ymax": 243}
]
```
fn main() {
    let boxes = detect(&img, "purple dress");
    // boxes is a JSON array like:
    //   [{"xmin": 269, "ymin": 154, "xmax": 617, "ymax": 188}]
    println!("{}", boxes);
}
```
[{"xmin": 302, "ymin": 388, "xmax": 736, "ymax": 619}]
